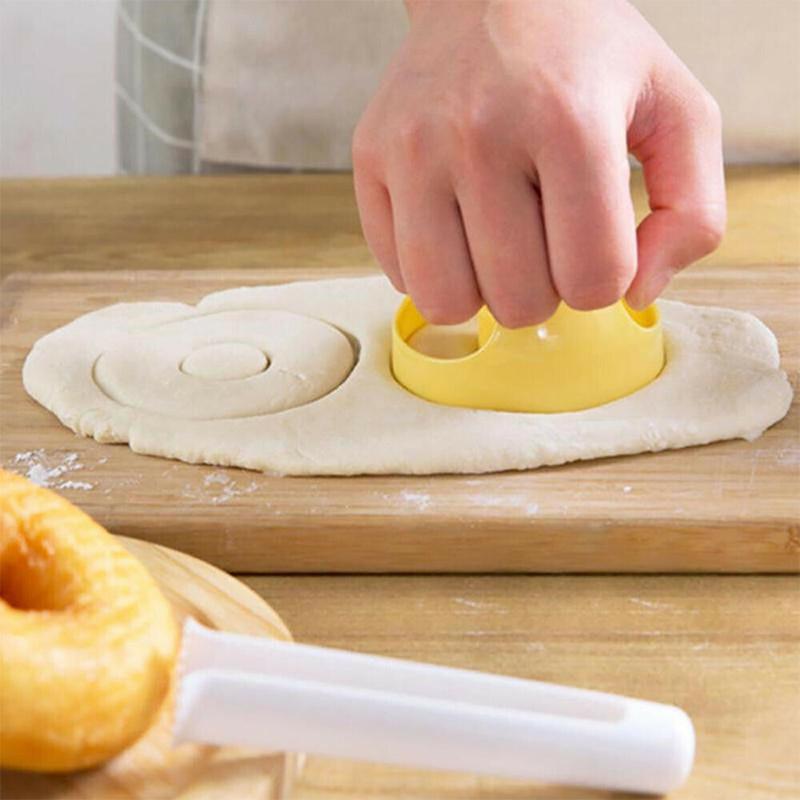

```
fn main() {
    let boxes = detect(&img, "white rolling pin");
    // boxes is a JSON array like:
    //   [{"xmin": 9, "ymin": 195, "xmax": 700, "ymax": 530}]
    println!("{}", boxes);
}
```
[{"xmin": 175, "ymin": 619, "xmax": 694, "ymax": 795}]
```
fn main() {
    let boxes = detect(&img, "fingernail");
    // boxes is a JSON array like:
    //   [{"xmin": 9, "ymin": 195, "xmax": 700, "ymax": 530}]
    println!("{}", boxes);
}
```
[{"xmin": 626, "ymin": 290, "xmax": 649, "ymax": 311}]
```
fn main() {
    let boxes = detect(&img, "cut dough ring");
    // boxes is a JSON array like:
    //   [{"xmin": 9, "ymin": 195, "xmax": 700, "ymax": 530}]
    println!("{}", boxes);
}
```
[{"xmin": 93, "ymin": 309, "xmax": 356, "ymax": 420}]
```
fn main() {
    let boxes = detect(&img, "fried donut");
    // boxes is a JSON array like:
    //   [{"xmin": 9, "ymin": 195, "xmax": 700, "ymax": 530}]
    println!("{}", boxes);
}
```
[{"xmin": 0, "ymin": 469, "xmax": 177, "ymax": 772}]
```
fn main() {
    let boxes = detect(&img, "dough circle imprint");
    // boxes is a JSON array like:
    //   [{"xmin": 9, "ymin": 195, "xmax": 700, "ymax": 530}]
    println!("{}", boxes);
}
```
[
  {"xmin": 93, "ymin": 309, "xmax": 355, "ymax": 419},
  {"xmin": 23, "ymin": 276, "xmax": 793, "ymax": 475},
  {"xmin": 181, "ymin": 342, "xmax": 268, "ymax": 380}
]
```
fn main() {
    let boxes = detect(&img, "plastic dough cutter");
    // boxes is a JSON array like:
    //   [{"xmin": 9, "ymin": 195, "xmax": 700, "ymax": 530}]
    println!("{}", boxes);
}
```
[
  {"xmin": 392, "ymin": 298, "xmax": 665, "ymax": 412},
  {"xmin": 176, "ymin": 619, "xmax": 694, "ymax": 794}
]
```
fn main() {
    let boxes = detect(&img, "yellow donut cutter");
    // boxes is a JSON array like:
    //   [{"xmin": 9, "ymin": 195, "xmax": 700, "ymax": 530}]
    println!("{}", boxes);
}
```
[{"xmin": 392, "ymin": 298, "xmax": 664, "ymax": 413}]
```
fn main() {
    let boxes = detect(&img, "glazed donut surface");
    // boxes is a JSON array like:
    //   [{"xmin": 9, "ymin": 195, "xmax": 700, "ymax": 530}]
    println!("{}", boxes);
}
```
[{"xmin": 0, "ymin": 469, "xmax": 177, "ymax": 772}]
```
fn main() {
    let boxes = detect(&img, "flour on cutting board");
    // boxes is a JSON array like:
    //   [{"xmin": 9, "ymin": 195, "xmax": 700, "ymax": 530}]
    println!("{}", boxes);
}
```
[
  {"xmin": 399, "ymin": 490, "xmax": 432, "ymax": 510},
  {"xmin": 777, "ymin": 446, "xmax": 800, "ymax": 467},
  {"xmin": 627, "ymin": 597, "xmax": 693, "ymax": 612},
  {"xmin": 7, "ymin": 452, "xmax": 264, "ymax": 506},
  {"xmin": 453, "ymin": 597, "xmax": 509, "ymax": 614},
  {"xmin": 56, "ymin": 479, "xmax": 95, "ymax": 491},
  {"xmin": 180, "ymin": 471, "xmax": 260, "ymax": 505},
  {"xmin": 382, "ymin": 488, "xmax": 541, "ymax": 515},
  {"xmin": 376, "ymin": 489, "xmax": 434, "ymax": 511},
  {"xmin": 7, "ymin": 450, "xmax": 140, "ymax": 495},
  {"xmin": 467, "ymin": 494, "xmax": 540, "ymax": 515},
  {"xmin": 11, "ymin": 449, "xmax": 94, "ymax": 490}
]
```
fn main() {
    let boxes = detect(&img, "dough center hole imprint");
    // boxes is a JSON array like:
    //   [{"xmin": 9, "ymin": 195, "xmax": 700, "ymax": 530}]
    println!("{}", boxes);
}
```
[{"xmin": 180, "ymin": 342, "xmax": 269, "ymax": 381}]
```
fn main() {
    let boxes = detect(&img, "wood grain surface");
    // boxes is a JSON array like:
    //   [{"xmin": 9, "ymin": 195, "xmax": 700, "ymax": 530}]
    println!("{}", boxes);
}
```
[
  {"xmin": 253, "ymin": 572, "xmax": 800, "ymax": 800},
  {"xmin": 1, "ymin": 537, "xmax": 298, "ymax": 800},
  {"xmin": 1, "ymin": 264, "xmax": 797, "ymax": 572},
  {"xmin": 1, "ymin": 168, "xmax": 798, "ymax": 799},
  {"xmin": 1, "ymin": 166, "xmax": 798, "ymax": 276}
]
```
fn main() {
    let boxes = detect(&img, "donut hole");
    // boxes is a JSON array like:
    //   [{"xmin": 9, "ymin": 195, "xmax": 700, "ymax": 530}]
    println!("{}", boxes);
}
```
[{"xmin": 0, "ymin": 518, "xmax": 79, "ymax": 612}]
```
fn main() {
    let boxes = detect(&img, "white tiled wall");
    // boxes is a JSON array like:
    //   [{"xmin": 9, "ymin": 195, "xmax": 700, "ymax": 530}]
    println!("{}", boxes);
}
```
[{"xmin": 0, "ymin": 0, "xmax": 117, "ymax": 177}]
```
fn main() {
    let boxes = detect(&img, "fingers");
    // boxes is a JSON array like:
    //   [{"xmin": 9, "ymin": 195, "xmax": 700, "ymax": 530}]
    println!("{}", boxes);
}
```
[
  {"xmin": 390, "ymin": 171, "xmax": 482, "ymax": 324},
  {"xmin": 456, "ymin": 166, "xmax": 557, "ymax": 327},
  {"xmin": 352, "ymin": 142, "xmax": 404, "ymax": 291},
  {"xmin": 536, "ymin": 120, "xmax": 638, "ymax": 311},
  {"xmin": 626, "ymin": 75, "xmax": 726, "ymax": 309},
  {"xmin": 354, "ymin": 122, "xmax": 480, "ymax": 320}
]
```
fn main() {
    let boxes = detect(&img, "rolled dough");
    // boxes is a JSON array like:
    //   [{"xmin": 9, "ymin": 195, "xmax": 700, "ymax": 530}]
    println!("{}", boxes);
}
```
[{"xmin": 23, "ymin": 276, "xmax": 793, "ymax": 476}]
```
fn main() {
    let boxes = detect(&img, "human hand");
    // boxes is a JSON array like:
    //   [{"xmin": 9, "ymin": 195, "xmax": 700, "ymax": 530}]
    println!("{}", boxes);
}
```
[{"xmin": 353, "ymin": 0, "xmax": 725, "ymax": 326}]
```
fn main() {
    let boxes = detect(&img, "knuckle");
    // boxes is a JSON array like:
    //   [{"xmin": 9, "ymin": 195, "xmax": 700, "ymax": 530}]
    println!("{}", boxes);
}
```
[
  {"xmin": 676, "ymin": 81, "xmax": 722, "ymax": 131},
  {"xmin": 447, "ymin": 93, "xmax": 500, "ymax": 164},
  {"xmin": 695, "ymin": 88, "xmax": 722, "ymax": 128},
  {"xmin": 392, "ymin": 119, "xmax": 431, "ymax": 161},
  {"xmin": 687, "ymin": 204, "xmax": 726, "ymax": 254},
  {"xmin": 543, "ymin": 87, "xmax": 601, "ymax": 141},
  {"xmin": 352, "ymin": 122, "xmax": 379, "ymax": 170},
  {"xmin": 459, "ymin": 99, "xmax": 496, "ymax": 147}
]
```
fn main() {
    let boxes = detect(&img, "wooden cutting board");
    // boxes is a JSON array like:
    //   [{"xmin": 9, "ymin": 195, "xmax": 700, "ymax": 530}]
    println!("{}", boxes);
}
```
[
  {"xmin": 0, "ymin": 537, "xmax": 298, "ymax": 799},
  {"xmin": 1, "ymin": 266, "xmax": 797, "ymax": 573}
]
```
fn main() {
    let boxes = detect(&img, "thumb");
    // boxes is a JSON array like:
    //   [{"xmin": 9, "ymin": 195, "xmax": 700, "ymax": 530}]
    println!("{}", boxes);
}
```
[{"xmin": 626, "ymin": 69, "xmax": 726, "ymax": 309}]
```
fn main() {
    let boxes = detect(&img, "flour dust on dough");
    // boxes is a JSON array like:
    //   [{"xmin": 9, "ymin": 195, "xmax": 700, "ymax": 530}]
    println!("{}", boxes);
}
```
[{"xmin": 23, "ymin": 276, "xmax": 793, "ymax": 476}]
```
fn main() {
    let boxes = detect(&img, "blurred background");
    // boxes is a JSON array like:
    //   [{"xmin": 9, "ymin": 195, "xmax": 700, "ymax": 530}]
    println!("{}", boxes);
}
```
[{"xmin": 2, "ymin": 0, "xmax": 798, "ymax": 178}]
